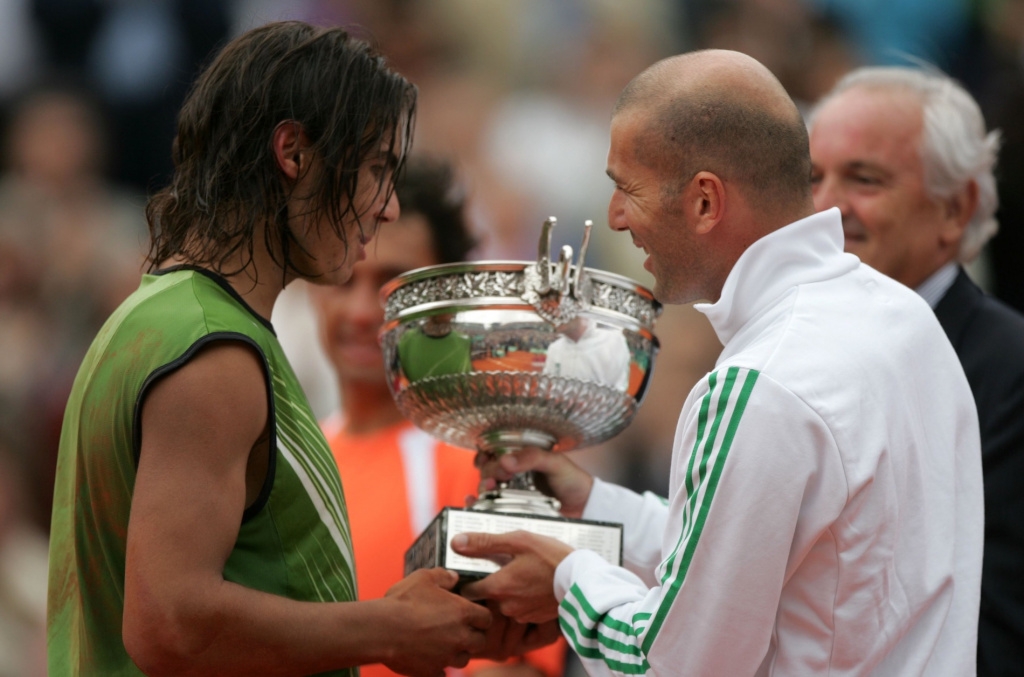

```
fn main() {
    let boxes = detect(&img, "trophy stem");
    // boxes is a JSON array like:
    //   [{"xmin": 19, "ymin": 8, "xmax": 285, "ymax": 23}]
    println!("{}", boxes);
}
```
[{"xmin": 472, "ymin": 430, "xmax": 562, "ymax": 517}]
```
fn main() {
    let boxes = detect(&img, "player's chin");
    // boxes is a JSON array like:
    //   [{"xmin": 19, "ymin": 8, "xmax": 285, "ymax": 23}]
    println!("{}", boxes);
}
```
[{"xmin": 310, "ymin": 265, "xmax": 356, "ymax": 288}]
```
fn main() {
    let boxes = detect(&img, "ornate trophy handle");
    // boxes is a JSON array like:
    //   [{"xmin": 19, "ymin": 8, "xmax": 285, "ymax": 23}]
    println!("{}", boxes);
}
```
[
  {"xmin": 522, "ymin": 218, "xmax": 594, "ymax": 327},
  {"xmin": 475, "ymin": 219, "xmax": 596, "ymax": 515}
]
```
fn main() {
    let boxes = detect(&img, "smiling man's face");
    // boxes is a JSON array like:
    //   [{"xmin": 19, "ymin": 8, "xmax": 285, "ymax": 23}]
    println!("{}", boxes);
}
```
[
  {"xmin": 606, "ymin": 110, "xmax": 711, "ymax": 304},
  {"xmin": 809, "ymin": 86, "xmax": 951, "ymax": 288}
]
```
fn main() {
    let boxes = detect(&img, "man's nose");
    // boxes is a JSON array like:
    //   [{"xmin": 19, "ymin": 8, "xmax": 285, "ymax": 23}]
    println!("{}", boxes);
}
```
[
  {"xmin": 362, "ymin": 190, "xmax": 400, "ymax": 245},
  {"xmin": 608, "ymin": 190, "xmax": 627, "ymax": 232},
  {"xmin": 378, "ymin": 189, "xmax": 400, "ymax": 225}
]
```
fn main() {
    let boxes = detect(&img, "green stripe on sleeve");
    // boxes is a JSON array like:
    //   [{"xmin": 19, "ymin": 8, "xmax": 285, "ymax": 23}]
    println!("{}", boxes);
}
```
[
  {"xmin": 559, "ymin": 617, "xmax": 651, "ymax": 674},
  {"xmin": 660, "ymin": 368, "xmax": 735, "ymax": 586},
  {"xmin": 642, "ymin": 367, "xmax": 759, "ymax": 654},
  {"xmin": 559, "ymin": 584, "xmax": 651, "ymax": 673}
]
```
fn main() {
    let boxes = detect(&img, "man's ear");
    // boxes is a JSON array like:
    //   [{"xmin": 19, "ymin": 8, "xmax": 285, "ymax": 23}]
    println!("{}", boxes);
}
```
[
  {"xmin": 939, "ymin": 179, "xmax": 978, "ymax": 248},
  {"xmin": 691, "ymin": 171, "xmax": 726, "ymax": 235},
  {"xmin": 272, "ymin": 120, "xmax": 308, "ymax": 181}
]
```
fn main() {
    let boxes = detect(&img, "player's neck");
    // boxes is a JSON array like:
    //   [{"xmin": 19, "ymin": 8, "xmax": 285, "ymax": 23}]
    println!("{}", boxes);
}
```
[
  {"xmin": 229, "ymin": 242, "xmax": 288, "ymax": 321},
  {"xmin": 162, "ymin": 224, "xmax": 288, "ymax": 321}
]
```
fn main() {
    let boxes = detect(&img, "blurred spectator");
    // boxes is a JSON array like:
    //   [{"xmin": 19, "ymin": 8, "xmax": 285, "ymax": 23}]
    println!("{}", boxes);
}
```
[
  {"xmin": 272, "ymin": 280, "xmax": 342, "ymax": 420},
  {"xmin": 0, "ymin": 421, "xmax": 48, "ymax": 677},
  {"xmin": 962, "ymin": 0, "xmax": 1024, "ymax": 313},
  {"xmin": 0, "ymin": 0, "xmax": 41, "ymax": 99},
  {"xmin": 480, "ymin": 0, "xmax": 681, "ymax": 265},
  {"xmin": 0, "ymin": 82, "xmax": 146, "ymax": 529},
  {"xmin": 801, "ymin": 0, "xmax": 972, "ymax": 69},
  {"xmin": 29, "ymin": 0, "xmax": 231, "ymax": 192},
  {"xmin": 230, "ymin": 0, "xmax": 354, "ymax": 36},
  {"xmin": 689, "ymin": 0, "xmax": 861, "ymax": 113},
  {"xmin": 357, "ymin": 0, "xmax": 535, "ymax": 260}
]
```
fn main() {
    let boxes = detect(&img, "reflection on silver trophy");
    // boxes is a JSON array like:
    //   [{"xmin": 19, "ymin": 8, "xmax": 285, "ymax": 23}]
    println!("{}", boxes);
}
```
[{"xmin": 379, "ymin": 217, "xmax": 662, "ymax": 579}]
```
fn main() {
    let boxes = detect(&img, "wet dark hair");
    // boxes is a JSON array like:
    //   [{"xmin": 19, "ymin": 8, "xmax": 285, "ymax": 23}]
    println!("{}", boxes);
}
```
[
  {"xmin": 394, "ymin": 157, "xmax": 476, "ymax": 264},
  {"xmin": 144, "ymin": 21, "xmax": 417, "ymax": 278}
]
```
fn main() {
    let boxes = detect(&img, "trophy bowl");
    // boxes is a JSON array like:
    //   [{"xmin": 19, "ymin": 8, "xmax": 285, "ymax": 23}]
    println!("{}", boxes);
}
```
[{"xmin": 380, "ymin": 218, "xmax": 662, "ymax": 578}]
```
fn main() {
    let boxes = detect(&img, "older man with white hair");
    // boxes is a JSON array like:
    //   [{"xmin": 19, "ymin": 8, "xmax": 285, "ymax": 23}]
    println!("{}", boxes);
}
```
[{"xmin": 809, "ymin": 66, "xmax": 1024, "ymax": 677}]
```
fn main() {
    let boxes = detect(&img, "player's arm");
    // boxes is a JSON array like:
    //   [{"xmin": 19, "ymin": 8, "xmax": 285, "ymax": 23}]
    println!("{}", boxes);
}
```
[{"xmin": 123, "ymin": 341, "xmax": 491, "ymax": 677}]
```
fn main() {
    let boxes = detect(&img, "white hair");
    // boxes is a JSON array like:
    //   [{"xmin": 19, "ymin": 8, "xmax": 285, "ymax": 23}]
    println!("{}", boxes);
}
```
[{"xmin": 811, "ymin": 66, "xmax": 1002, "ymax": 262}]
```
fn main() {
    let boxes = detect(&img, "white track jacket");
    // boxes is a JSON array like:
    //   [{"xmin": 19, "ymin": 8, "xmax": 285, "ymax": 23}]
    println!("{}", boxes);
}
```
[{"xmin": 555, "ymin": 208, "xmax": 983, "ymax": 676}]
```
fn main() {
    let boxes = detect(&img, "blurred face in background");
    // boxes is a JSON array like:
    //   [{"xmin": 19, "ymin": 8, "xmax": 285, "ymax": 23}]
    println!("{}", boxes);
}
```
[
  {"xmin": 809, "ymin": 86, "xmax": 957, "ymax": 288},
  {"xmin": 7, "ymin": 92, "xmax": 104, "ymax": 189},
  {"xmin": 312, "ymin": 212, "xmax": 436, "ymax": 391}
]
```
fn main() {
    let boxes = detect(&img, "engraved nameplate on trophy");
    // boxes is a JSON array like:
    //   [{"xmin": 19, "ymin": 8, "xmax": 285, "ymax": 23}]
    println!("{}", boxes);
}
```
[{"xmin": 405, "ymin": 508, "xmax": 623, "ymax": 579}]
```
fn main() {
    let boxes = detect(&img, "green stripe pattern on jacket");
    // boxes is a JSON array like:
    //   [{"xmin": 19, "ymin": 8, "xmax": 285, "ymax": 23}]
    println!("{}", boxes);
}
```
[{"xmin": 558, "ymin": 366, "xmax": 759, "ymax": 674}]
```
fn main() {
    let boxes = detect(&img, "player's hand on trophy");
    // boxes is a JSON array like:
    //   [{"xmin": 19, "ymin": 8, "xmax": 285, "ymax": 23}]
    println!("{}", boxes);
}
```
[
  {"xmin": 476, "ymin": 600, "xmax": 562, "ymax": 661},
  {"xmin": 453, "ymin": 530, "xmax": 574, "ymax": 624},
  {"xmin": 381, "ymin": 567, "xmax": 492, "ymax": 676},
  {"xmin": 474, "ymin": 447, "xmax": 594, "ymax": 519}
]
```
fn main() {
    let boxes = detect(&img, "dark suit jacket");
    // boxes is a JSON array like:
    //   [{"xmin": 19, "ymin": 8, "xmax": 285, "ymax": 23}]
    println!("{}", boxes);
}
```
[{"xmin": 935, "ymin": 268, "xmax": 1024, "ymax": 677}]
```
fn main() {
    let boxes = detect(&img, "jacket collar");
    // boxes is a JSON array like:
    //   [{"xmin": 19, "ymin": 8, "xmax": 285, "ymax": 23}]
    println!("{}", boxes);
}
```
[{"xmin": 695, "ymin": 207, "xmax": 858, "ymax": 346}]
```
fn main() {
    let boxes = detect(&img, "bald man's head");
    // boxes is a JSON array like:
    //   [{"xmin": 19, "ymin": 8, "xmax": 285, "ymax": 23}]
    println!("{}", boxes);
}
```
[{"xmin": 615, "ymin": 50, "xmax": 813, "ymax": 219}]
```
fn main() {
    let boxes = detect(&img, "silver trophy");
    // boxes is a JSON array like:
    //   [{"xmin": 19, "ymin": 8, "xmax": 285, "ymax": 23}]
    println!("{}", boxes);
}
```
[{"xmin": 380, "ymin": 218, "xmax": 661, "ymax": 579}]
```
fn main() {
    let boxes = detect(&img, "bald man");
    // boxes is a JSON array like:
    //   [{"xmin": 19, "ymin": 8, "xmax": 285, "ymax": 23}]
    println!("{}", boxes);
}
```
[{"xmin": 452, "ymin": 50, "xmax": 983, "ymax": 675}]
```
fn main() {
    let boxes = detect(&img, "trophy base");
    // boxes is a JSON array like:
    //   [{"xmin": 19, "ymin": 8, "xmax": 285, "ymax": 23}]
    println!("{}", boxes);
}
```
[{"xmin": 404, "ymin": 507, "xmax": 623, "ymax": 581}]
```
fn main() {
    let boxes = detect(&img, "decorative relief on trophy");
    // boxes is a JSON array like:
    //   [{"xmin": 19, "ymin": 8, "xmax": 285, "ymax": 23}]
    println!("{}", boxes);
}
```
[{"xmin": 379, "ymin": 217, "xmax": 662, "ymax": 579}]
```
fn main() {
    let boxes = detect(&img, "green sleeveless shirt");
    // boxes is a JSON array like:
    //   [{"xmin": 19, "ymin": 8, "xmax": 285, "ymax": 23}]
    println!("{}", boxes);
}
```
[{"xmin": 47, "ymin": 268, "xmax": 358, "ymax": 676}]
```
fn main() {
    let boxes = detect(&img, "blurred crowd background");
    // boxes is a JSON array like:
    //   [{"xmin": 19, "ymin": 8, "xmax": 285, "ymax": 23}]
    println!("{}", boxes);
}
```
[{"xmin": 1, "ymin": 0, "xmax": 1023, "ymax": 674}]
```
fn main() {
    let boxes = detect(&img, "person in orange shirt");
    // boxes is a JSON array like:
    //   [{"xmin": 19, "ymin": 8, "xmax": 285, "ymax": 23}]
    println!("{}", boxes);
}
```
[{"xmin": 312, "ymin": 157, "xmax": 566, "ymax": 677}]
